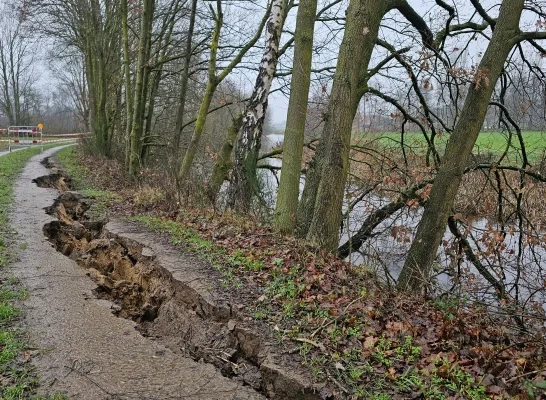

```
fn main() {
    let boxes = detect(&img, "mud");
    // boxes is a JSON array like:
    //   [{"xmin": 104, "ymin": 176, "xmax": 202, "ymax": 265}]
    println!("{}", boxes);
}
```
[
  {"xmin": 40, "ymin": 169, "xmax": 330, "ymax": 400},
  {"xmin": 33, "ymin": 173, "xmax": 72, "ymax": 191},
  {"xmin": 10, "ymin": 147, "xmax": 267, "ymax": 400}
]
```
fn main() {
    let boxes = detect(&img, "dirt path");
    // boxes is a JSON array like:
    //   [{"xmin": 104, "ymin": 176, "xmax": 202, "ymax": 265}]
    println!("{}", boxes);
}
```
[{"xmin": 9, "ymin": 147, "xmax": 265, "ymax": 399}]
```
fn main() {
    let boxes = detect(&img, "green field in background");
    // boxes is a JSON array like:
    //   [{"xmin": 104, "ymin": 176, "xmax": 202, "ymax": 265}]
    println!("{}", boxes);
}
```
[{"xmin": 360, "ymin": 131, "xmax": 546, "ymax": 161}]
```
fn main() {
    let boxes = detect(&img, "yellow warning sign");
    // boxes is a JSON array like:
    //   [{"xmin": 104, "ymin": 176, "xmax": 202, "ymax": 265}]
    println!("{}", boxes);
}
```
[{"xmin": 37, "ymin": 123, "xmax": 44, "ymax": 130}]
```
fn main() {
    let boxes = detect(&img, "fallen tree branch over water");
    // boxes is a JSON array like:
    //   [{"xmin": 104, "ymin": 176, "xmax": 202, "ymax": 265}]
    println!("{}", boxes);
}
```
[{"xmin": 338, "ymin": 181, "xmax": 429, "ymax": 258}]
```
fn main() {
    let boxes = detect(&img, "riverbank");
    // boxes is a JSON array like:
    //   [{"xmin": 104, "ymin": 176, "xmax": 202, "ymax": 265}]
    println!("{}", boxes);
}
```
[{"xmin": 52, "ymin": 145, "xmax": 546, "ymax": 399}]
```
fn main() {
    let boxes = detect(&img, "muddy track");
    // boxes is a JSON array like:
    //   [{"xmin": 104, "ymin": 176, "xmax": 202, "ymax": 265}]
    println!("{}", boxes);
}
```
[{"xmin": 36, "ymin": 158, "xmax": 332, "ymax": 400}]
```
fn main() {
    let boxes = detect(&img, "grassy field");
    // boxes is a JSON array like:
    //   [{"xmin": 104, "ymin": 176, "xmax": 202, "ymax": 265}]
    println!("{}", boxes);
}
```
[
  {"xmin": 362, "ymin": 130, "xmax": 546, "ymax": 162},
  {"xmin": 0, "ymin": 145, "xmax": 67, "ymax": 399}
]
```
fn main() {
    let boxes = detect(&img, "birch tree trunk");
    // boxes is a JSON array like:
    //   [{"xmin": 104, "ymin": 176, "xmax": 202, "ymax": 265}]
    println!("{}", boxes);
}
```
[
  {"xmin": 227, "ymin": 0, "xmax": 287, "ymax": 212},
  {"xmin": 398, "ymin": 0, "xmax": 525, "ymax": 291},
  {"xmin": 274, "ymin": 0, "xmax": 318, "ymax": 233}
]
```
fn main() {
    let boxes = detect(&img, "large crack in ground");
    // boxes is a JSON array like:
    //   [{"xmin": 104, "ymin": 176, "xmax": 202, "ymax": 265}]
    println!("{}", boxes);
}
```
[{"xmin": 35, "ymin": 160, "xmax": 329, "ymax": 400}]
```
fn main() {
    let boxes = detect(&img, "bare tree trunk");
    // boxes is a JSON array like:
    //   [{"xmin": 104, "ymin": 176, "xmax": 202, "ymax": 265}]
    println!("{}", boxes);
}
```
[
  {"xmin": 80, "ymin": 0, "xmax": 119, "ymax": 157},
  {"xmin": 274, "ymin": 0, "xmax": 317, "ymax": 233},
  {"xmin": 129, "ymin": 0, "xmax": 155, "ymax": 176},
  {"xmin": 84, "ymin": 32, "xmax": 99, "ymax": 151},
  {"xmin": 141, "ymin": 2, "xmax": 179, "ymax": 167},
  {"xmin": 398, "ymin": 0, "xmax": 525, "ymax": 291},
  {"xmin": 0, "ymin": 15, "xmax": 36, "ymax": 126},
  {"xmin": 208, "ymin": 113, "xmax": 244, "ymax": 202},
  {"xmin": 298, "ymin": 0, "xmax": 434, "ymax": 249},
  {"xmin": 172, "ymin": 0, "xmax": 197, "ymax": 174},
  {"xmin": 295, "ymin": 133, "xmax": 327, "ymax": 237},
  {"xmin": 228, "ymin": 0, "xmax": 287, "ymax": 212},
  {"xmin": 303, "ymin": 0, "xmax": 388, "ymax": 251},
  {"xmin": 121, "ymin": 0, "xmax": 133, "ymax": 168},
  {"xmin": 178, "ymin": 79, "xmax": 218, "ymax": 184},
  {"xmin": 0, "ymin": 39, "xmax": 15, "ymax": 125},
  {"xmin": 10, "ymin": 42, "xmax": 21, "ymax": 125},
  {"xmin": 141, "ymin": 67, "xmax": 161, "ymax": 164}
]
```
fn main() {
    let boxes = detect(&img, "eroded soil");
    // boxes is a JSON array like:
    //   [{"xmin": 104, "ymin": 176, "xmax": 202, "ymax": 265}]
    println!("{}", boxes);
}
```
[
  {"xmin": 29, "ymin": 153, "xmax": 330, "ymax": 399},
  {"xmin": 9, "ymin": 149, "xmax": 269, "ymax": 399}
]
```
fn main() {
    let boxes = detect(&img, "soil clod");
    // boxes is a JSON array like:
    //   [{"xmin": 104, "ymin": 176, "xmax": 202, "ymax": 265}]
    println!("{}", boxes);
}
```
[
  {"xmin": 33, "ymin": 173, "xmax": 73, "ymax": 191},
  {"xmin": 41, "ymin": 172, "xmax": 329, "ymax": 399}
]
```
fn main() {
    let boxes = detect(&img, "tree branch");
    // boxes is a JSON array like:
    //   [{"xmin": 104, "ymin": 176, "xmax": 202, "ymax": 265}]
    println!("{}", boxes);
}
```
[
  {"xmin": 469, "ymin": 0, "xmax": 497, "ymax": 29},
  {"xmin": 217, "ymin": 0, "xmax": 272, "ymax": 83},
  {"xmin": 389, "ymin": 0, "xmax": 435, "ymax": 50},
  {"xmin": 338, "ymin": 182, "xmax": 429, "ymax": 258},
  {"xmin": 512, "ymin": 31, "xmax": 546, "ymax": 46}
]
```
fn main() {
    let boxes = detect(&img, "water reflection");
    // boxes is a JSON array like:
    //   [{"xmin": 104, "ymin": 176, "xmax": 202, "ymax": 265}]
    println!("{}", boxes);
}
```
[{"xmin": 259, "ymin": 134, "xmax": 546, "ymax": 312}]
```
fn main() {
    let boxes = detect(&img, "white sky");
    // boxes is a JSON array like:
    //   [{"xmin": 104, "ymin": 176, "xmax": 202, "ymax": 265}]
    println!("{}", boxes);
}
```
[{"xmin": 265, "ymin": 0, "xmax": 545, "ymax": 129}]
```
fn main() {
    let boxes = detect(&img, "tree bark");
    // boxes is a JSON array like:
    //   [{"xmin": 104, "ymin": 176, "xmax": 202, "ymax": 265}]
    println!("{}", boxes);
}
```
[
  {"xmin": 208, "ymin": 113, "xmax": 244, "ymax": 202},
  {"xmin": 172, "ymin": 0, "xmax": 198, "ymax": 173},
  {"xmin": 274, "ymin": 0, "xmax": 318, "ymax": 233},
  {"xmin": 178, "ymin": 78, "xmax": 218, "ymax": 184},
  {"xmin": 398, "ymin": 0, "xmax": 525, "ymax": 291},
  {"xmin": 121, "ymin": 0, "xmax": 133, "ymax": 168},
  {"xmin": 129, "ymin": 0, "xmax": 155, "ymax": 176},
  {"xmin": 304, "ymin": 0, "xmax": 388, "ymax": 251},
  {"xmin": 86, "ymin": 0, "xmax": 110, "ymax": 155},
  {"xmin": 295, "ymin": 120, "xmax": 328, "ymax": 237},
  {"xmin": 228, "ymin": 0, "xmax": 287, "ymax": 212},
  {"xmin": 141, "ymin": 3, "xmax": 179, "ymax": 167}
]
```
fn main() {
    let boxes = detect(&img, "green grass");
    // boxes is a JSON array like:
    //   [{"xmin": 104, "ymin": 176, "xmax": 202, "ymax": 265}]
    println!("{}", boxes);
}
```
[
  {"xmin": 0, "ymin": 145, "xmax": 69, "ymax": 399},
  {"xmin": 366, "ymin": 130, "xmax": 546, "ymax": 162},
  {"xmin": 79, "ymin": 189, "xmax": 122, "ymax": 202},
  {"xmin": 132, "ymin": 216, "xmax": 215, "ymax": 254},
  {"xmin": 54, "ymin": 146, "xmax": 88, "ymax": 189},
  {"xmin": 55, "ymin": 146, "xmax": 122, "ymax": 220},
  {"xmin": 131, "ymin": 216, "xmax": 250, "ymax": 289}
]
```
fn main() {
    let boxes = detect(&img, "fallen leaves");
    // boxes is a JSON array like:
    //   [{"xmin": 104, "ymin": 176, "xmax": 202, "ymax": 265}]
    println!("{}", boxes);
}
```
[{"xmin": 63, "ymin": 150, "xmax": 546, "ymax": 400}]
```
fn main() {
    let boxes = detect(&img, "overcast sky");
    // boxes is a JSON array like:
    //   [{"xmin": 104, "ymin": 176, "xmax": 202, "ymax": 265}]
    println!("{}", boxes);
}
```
[
  {"xmin": 32, "ymin": 0, "xmax": 544, "ymax": 131},
  {"xmin": 264, "ymin": 0, "xmax": 544, "ymax": 130}
]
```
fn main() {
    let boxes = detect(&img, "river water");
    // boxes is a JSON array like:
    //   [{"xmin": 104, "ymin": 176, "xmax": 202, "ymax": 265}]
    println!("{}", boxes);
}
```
[{"xmin": 259, "ymin": 134, "xmax": 546, "ymax": 313}]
